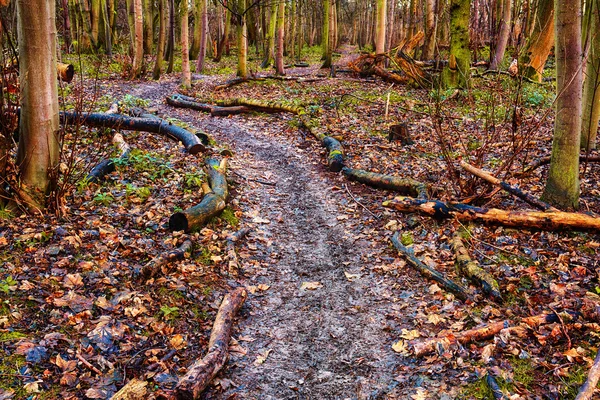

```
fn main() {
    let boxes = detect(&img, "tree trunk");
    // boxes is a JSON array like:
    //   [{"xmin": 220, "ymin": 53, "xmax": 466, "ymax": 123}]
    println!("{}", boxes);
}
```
[
  {"xmin": 181, "ymin": 0, "xmax": 191, "ymax": 87},
  {"xmin": 143, "ymin": 0, "xmax": 153, "ymax": 54},
  {"xmin": 62, "ymin": 0, "xmax": 72, "ymax": 52},
  {"xmin": 195, "ymin": 0, "xmax": 208, "ymax": 72},
  {"xmin": 489, "ymin": 0, "xmax": 511, "ymax": 70},
  {"xmin": 236, "ymin": 0, "xmax": 248, "ymax": 78},
  {"xmin": 101, "ymin": 0, "xmax": 112, "ymax": 56},
  {"xmin": 541, "ymin": 0, "xmax": 582, "ymax": 210},
  {"xmin": 321, "ymin": 0, "xmax": 332, "ymax": 68},
  {"xmin": 16, "ymin": 0, "xmax": 60, "ymax": 212},
  {"xmin": 78, "ymin": 0, "xmax": 94, "ymax": 51},
  {"xmin": 131, "ymin": 0, "xmax": 144, "ymax": 79},
  {"xmin": 214, "ymin": 1, "xmax": 230, "ymax": 62},
  {"xmin": 422, "ymin": 0, "xmax": 437, "ymax": 59},
  {"xmin": 190, "ymin": 0, "xmax": 201, "ymax": 59},
  {"xmin": 153, "ymin": 0, "xmax": 167, "ymax": 79},
  {"xmin": 375, "ymin": 0, "xmax": 386, "ymax": 54},
  {"xmin": 581, "ymin": 0, "xmax": 600, "ymax": 150},
  {"xmin": 442, "ymin": 0, "xmax": 471, "ymax": 88},
  {"xmin": 275, "ymin": 0, "xmax": 285, "ymax": 75},
  {"xmin": 261, "ymin": 0, "xmax": 278, "ymax": 68},
  {"xmin": 91, "ymin": 0, "xmax": 100, "ymax": 47},
  {"xmin": 518, "ymin": 0, "xmax": 554, "ymax": 82},
  {"xmin": 166, "ymin": 0, "xmax": 175, "ymax": 73},
  {"xmin": 289, "ymin": 0, "xmax": 296, "ymax": 60}
]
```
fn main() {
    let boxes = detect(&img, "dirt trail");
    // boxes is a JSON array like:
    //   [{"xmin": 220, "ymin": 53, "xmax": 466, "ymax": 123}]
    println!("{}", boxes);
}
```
[{"xmin": 129, "ymin": 82, "xmax": 409, "ymax": 399}]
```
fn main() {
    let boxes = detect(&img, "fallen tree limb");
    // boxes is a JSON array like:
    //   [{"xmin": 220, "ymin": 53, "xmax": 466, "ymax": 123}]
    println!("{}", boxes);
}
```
[
  {"xmin": 169, "ymin": 158, "xmax": 228, "ymax": 232},
  {"xmin": 575, "ymin": 350, "xmax": 600, "ymax": 400},
  {"xmin": 87, "ymin": 133, "xmax": 131, "ymax": 183},
  {"xmin": 300, "ymin": 116, "xmax": 344, "ymax": 172},
  {"xmin": 412, "ymin": 310, "xmax": 578, "ymax": 357},
  {"xmin": 226, "ymin": 227, "xmax": 253, "ymax": 274},
  {"xmin": 214, "ymin": 75, "xmax": 325, "ymax": 90},
  {"xmin": 215, "ymin": 98, "xmax": 303, "ymax": 114},
  {"xmin": 342, "ymin": 167, "xmax": 432, "ymax": 198},
  {"xmin": 111, "ymin": 378, "xmax": 148, "ymax": 400},
  {"xmin": 210, "ymin": 105, "xmax": 252, "ymax": 116},
  {"xmin": 166, "ymin": 94, "xmax": 214, "ymax": 113},
  {"xmin": 174, "ymin": 287, "xmax": 247, "ymax": 399},
  {"xmin": 523, "ymin": 155, "xmax": 600, "ymax": 174},
  {"xmin": 383, "ymin": 196, "xmax": 600, "ymax": 231},
  {"xmin": 460, "ymin": 161, "xmax": 555, "ymax": 211},
  {"xmin": 451, "ymin": 234, "xmax": 502, "ymax": 302},
  {"xmin": 140, "ymin": 240, "xmax": 193, "ymax": 280},
  {"xmin": 391, "ymin": 232, "xmax": 470, "ymax": 301},
  {"xmin": 60, "ymin": 111, "xmax": 205, "ymax": 155}
]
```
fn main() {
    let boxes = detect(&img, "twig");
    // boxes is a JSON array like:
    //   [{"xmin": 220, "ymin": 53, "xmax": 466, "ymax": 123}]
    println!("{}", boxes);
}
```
[
  {"xmin": 549, "ymin": 305, "xmax": 572, "ymax": 349},
  {"xmin": 76, "ymin": 352, "xmax": 102, "ymax": 375},
  {"xmin": 231, "ymin": 169, "xmax": 276, "ymax": 186},
  {"xmin": 343, "ymin": 183, "xmax": 380, "ymax": 219}
]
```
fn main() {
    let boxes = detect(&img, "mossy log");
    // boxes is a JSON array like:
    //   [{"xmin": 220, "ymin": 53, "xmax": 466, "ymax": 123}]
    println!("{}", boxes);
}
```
[
  {"xmin": 215, "ymin": 98, "xmax": 303, "ymax": 114},
  {"xmin": 169, "ymin": 158, "xmax": 228, "ymax": 232},
  {"xmin": 166, "ymin": 94, "xmax": 214, "ymax": 113},
  {"xmin": 300, "ymin": 115, "xmax": 344, "ymax": 172},
  {"xmin": 412, "ymin": 310, "xmax": 577, "ymax": 356},
  {"xmin": 87, "ymin": 133, "xmax": 131, "ymax": 183},
  {"xmin": 140, "ymin": 240, "xmax": 193, "ymax": 280},
  {"xmin": 342, "ymin": 167, "xmax": 431, "ymax": 198},
  {"xmin": 383, "ymin": 196, "xmax": 600, "ymax": 231},
  {"xmin": 57, "ymin": 62, "xmax": 75, "ymax": 83},
  {"xmin": 210, "ymin": 105, "xmax": 253, "ymax": 116},
  {"xmin": 391, "ymin": 232, "xmax": 470, "ymax": 301},
  {"xmin": 451, "ymin": 234, "xmax": 502, "ymax": 302},
  {"xmin": 460, "ymin": 161, "xmax": 555, "ymax": 211},
  {"xmin": 174, "ymin": 288, "xmax": 247, "ymax": 399},
  {"xmin": 60, "ymin": 111, "xmax": 205, "ymax": 154}
]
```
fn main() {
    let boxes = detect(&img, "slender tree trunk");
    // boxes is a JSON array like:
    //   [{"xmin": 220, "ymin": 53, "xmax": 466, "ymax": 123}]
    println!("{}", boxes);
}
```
[
  {"xmin": 541, "ymin": 0, "xmax": 583, "ymax": 209},
  {"xmin": 91, "ymin": 0, "xmax": 100, "ymax": 47},
  {"xmin": 126, "ymin": 0, "xmax": 135, "ymax": 54},
  {"xmin": 581, "ymin": 0, "xmax": 600, "ymax": 150},
  {"xmin": 166, "ymin": 0, "xmax": 175, "ymax": 72},
  {"xmin": 236, "ymin": 0, "xmax": 248, "ymax": 78},
  {"xmin": 332, "ymin": 0, "xmax": 338, "ymax": 50},
  {"xmin": 297, "ymin": 0, "xmax": 302, "ymax": 58},
  {"xmin": 131, "ymin": 0, "xmax": 144, "ymax": 78},
  {"xmin": 109, "ymin": 0, "xmax": 118, "ymax": 45},
  {"xmin": 375, "ymin": 0, "xmax": 386, "ymax": 53},
  {"xmin": 143, "ymin": 0, "xmax": 153, "ymax": 54},
  {"xmin": 490, "ymin": 0, "xmax": 512, "ymax": 70},
  {"xmin": 181, "ymin": 0, "xmax": 191, "ymax": 87},
  {"xmin": 16, "ymin": 0, "xmax": 60, "ymax": 211},
  {"xmin": 289, "ymin": 0, "xmax": 296, "ymax": 60},
  {"xmin": 153, "ymin": 0, "xmax": 167, "ymax": 79},
  {"xmin": 387, "ymin": 0, "xmax": 396, "ymax": 50},
  {"xmin": 190, "ymin": 0, "xmax": 201, "ymax": 59},
  {"xmin": 518, "ymin": 0, "xmax": 554, "ymax": 82},
  {"xmin": 215, "ymin": 0, "xmax": 230, "ymax": 61},
  {"xmin": 68, "ymin": 0, "xmax": 79, "ymax": 51},
  {"xmin": 195, "ymin": 0, "xmax": 208, "ymax": 72},
  {"xmin": 62, "ymin": 0, "xmax": 72, "ymax": 52},
  {"xmin": 78, "ymin": 0, "xmax": 94, "ymax": 50},
  {"xmin": 321, "ymin": 0, "xmax": 331, "ymax": 67},
  {"xmin": 442, "ymin": 0, "xmax": 471, "ymax": 88},
  {"xmin": 262, "ymin": 0, "xmax": 278, "ymax": 68},
  {"xmin": 275, "ymin": 0, "xmax": 285, "ymax": 74},
  {"xmin": 423, "ymin": 0, "xmax": 437, "ymax": 59},
  {"xmin": 101, "ymin": 0, "xmax": 112, "ymax": 55}
]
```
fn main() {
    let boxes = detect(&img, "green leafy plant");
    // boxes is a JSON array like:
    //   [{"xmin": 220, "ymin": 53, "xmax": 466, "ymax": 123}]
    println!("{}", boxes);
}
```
[
  {"xmin": 121, "ymin": 94, "xmax": 150, "ymax": 109},
  {"xmin": 93, "ymin": 192, "xmax": 114, "ymax": 206},
  {"xmin": 0, "ymin": 276, "xmax": 17, "ymax": 294},
  {"xmin": 183, "ymin": 172, "xmax": 205, "ymax": 189},
  {"xmin": 159, "ymin": 305, "xmax": 180, "ymax": 321}
]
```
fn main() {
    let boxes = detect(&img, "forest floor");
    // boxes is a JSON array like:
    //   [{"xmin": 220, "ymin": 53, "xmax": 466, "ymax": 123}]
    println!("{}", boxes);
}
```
[{"xmin": 1, "ymin": 46, "xmax": 600, "ymax": 400}]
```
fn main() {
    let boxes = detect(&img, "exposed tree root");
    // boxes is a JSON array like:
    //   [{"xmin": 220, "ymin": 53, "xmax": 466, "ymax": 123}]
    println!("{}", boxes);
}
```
[
  {"xmin": 383, "ymin": 196, "xmax": 600, "ymax": 231},
  {"xmin": 391, "ymin": 232, "xmax": 470, "ymax": 302}
]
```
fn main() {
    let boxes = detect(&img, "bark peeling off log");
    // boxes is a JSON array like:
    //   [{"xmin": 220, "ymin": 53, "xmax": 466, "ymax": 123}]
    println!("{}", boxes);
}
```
[
  {"xmin": 174, "ymin": 288, "xmax": 247, "ymax": 399},
  {"xmin": 169, "ymin": 158, "xmax": 228, "ymax": 232},
  {"xmin": 60, "ymin": 111, "xmax": 205, "ymax": 154},
  {"xmin": 383, "ymin": 196, "xmax": 600, "ymax": 231},
  {"xmin": 342, "ymin": 167, "xmax": 430, "ymax": 198}
]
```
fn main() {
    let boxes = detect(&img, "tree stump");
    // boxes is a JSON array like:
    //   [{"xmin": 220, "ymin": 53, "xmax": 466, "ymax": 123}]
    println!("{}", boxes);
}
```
[{"xmin": 388, "ymin": 123, "xmax": 414, "ymax": 145}]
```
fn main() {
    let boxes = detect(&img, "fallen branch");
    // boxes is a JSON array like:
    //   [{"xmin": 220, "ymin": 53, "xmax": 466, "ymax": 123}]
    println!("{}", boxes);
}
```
[
  {"xmin": 391, "ymin": 232, "xmax": 470, "ymax": 301},
  {"xmin": 451, "ymin": 234, "xmax": 502, "ymax": 302},
  {"xmin": 210, "ymin": 105, "xmax": 252, "ymax": 116},
  {"xmin": 523, "ymin": 155, "xmax": 600, "ymax": 174},
  {"xmin": 214, "ymin": 75, "xmax": 325, "ymax": 90},
  {"xmin": 342, "ymin": 167, "xmax": 432, "ymax": 198},
  {"xmin": 575, "ymin": 350, "xmax": 600, "ymax": 400},
  {"xmin": 60, "ymin": 111, "xmax": 205, "ymax": 155},
  {"xmin": 111, "ymin": 378, "xmax": 148, "ymax": 400},
  {"xmin": 460, "ymin": 161, "xmax": 555, "ymax": 211},
  {"xmin": 174, "ymin": 288, "xmax": 247, "ymax": 399},
  {"xmin": 412, "ymin": 310, "xmax": 577, "ymax": 357},
  {"xmin": 87, "ymin": 133, "xmax": 131, "ymax": 183},
  {"xmin": 215, "ymin": 98, "xmax": 303, "ymax": 114},
  {"xmin": 140, "ymin": 240, "xmax": 193, "ymax": 280},
  {"xmin": 383, "ymin": 196, "xmax": 600, "ymax": 231},
  {"xmin": 166, "ymin": 94, "xmax": 214, "ymax": 113},
  {"xmin": 169, "ymin": 158, "xmax": 228, "ymax": 232},
  {"xmin": 226, "ymin": 227, "xmax": 253, "ymax": 274},
  {"xmin": 300, "ymin": 116, "xmax": 344, "ymax": 172}
]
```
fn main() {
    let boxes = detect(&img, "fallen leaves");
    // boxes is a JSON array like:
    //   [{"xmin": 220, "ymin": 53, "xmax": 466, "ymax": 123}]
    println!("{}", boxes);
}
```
[{"xmin": 300, "ymin": 281, "xmax": 323, "ymax": 290}]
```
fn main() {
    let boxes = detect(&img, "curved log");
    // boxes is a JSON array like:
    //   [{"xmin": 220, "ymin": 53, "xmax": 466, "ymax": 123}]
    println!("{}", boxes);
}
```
[
  {"xmin": 391, "ymin": 232, "xmax": 470, "ymax": 301},
  {"xmin": 383, "ymin": 196, "xmax": 600, "ymax": 231},
  {"xmin": 300, "ymin": 116, "xmax": 345, "ymax": 172},
  {"xmin": 169, "ymin": 158, "xmax": 228, "ymax": 232},
  {"xmin": 60, "ymin": 111, "xmax": 205, "ymax": 154},
  {"xmin": 342, "ymin": 167, "xmax": 430, "ymax": 198},
  {"xmin": 166, "ymin": 94, "xmax": 214, "ymax": 113},
  {"xmin": 174, "ymin": 288, "xmax": 247, "ymax": 399}
]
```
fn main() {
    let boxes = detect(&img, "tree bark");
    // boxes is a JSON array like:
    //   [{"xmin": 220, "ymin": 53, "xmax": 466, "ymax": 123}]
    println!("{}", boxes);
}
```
[
  {"xmin": 575, "ymin": 349, "xmax": 600, "ymax": 400},
  {"xmin": 261, "ymin": 0, "xmax": 278, "ymax": 68},
  {"xmin": 153, "ymin": 0, "xmax": 167, "ymax": 79},
  {"xmin": 275, "ymin": 0, "xmax": 285, "ymax": 75},
  {"xmin": 581, "ymin": 0, "xmax": 600, "ymax": 151},
  {"xmin": 541, "ymin": 0, "xmax": 582, "ymax": 209},
  {"xmin": 131, "ymin": 0, "xmax": 144, "ymax": 79},
  {"xmin": 375, "ymin": 0, "xmax": 386, "ymax": 54},
  {"xmin": 181, "ymin": 0, "xmax": 191, "ymax": 87},
  {"xmin": 422, "ymin": 0, "xmax": 437, "ymax": 60},
  {"xmin": 195, "ymin": 0, "xmax": 207, "ymax": 72},
  {"xmin": 442, "ymin": 0, "xmax": 471, "ymax": 88},
  {"xmin": 342, "ymin": 167, "xmax": 432, "ymax": 198},
  {"xmin": 140, "ymin": 240, "xmax": 193, "ymax": 280},
  {"xmin": 489, "ymin": 0, "xmax": 511, "ymax": 70},
  {"xmin": 143, "ymin": 0, "xmax": 153, "ymax": 54},
  {"xmin": 518, "ymin": 0, "xmax": 554, "ymax": 82},
  {"xmin": 16, "ymin": 0, "xmax": 60, "ymax": 212},
  {"xmin": 236, "ymin": 0, "xmax": 248, "ymax": 78},
  {"xmin": 321, "ymin": 0, "xmax": 332, "ymax": 68}
]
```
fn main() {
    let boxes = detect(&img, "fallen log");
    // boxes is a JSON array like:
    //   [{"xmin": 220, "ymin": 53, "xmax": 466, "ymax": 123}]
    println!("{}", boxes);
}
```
[
  {"xmin": 140, "ymin": 239, "xmax": 193, "ymax": 280},
  {"xmin": 412, "ymin": 310, "xmax": 577, "ymax": 357},
  {"xmin": 57, "ymin": 62, "xmax": 75, "ymax": 83},
  {"xmin": 210, "ymin": 105, "xmax": 252, "ymax": 116},
  {"xmin": 460, "ymin": 161, "xmax": 555, "ymax": 211},
  {"xmin": 169, "ymin": 158, "xmax": 228, "ymax": 232},
  {"xmin": 382, "ymin": 196, "xmax": 600, "ymax": 231},
  {"xmin": 60, "ymin": 111, "xmax": 205, "ymax": 155},
  {"xmin": 226, "ymin": 227, "xmax": 252, "ymax": 274},
  {"xmin": 300, "ymin": 116, "xmax": 344, "ymax": 172},
  {"xmin": 166, "ymin": 94, "xmax": 214, "ymax": 113},
  {"xmin": 214, "ymin": 75, "xmax": 324, "ymax": 90},
  {"xmin": 215, "ymin": 98, "xmax": 303, "ymax": 114},
  {"xmin": 391, "ymin": 232, "xmax": 470, "ymax": 301},
  {"xmin": 342, "ymin": 167, "xmax": 431, "ymax": 198},
  {"xmin": 110, "ymin": 378, "xmax": 148, "ymax": 400},
  {"xmin": 174, "ymin": 287, "xmax": 247, "ymax": 399},
  {"xmin": 575, "ymin": 350, "xmax": 600, "ymax": 400},
  {"xmin": 523, "ymin": 155, "xmax": 600, "ymax": 174},
  {"xmin": 451, "ymin": 234, "xmax": 502, "ymax": 302},
  {"xmin": 87, "ymin": 133, "xmax": 131, "ymax": 183}
]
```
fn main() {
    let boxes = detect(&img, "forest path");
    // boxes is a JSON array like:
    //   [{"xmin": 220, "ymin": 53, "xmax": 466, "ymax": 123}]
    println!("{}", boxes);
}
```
[{"xmin": 127, "ymin": 80, "xmax": 410, "ymax": 399}]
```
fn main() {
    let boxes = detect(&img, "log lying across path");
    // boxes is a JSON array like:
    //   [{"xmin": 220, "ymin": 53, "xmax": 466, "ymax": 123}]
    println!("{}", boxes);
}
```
[
  {"xmin": 383, "ymin": 196, "xmax": 600, "ymax": 231},
  {"xmin": 460, "ymin": 161, "xmax": 555, "ymax": 211},
  {"xmin": 300, "ymin": 116, "xmax": 345, "ymax": 172},
  {"xmin": 166, "ymin": 94, "xmax": 214, "ymax": 113},
  {"xmin": 169, "ymin": 158, "xmax": 228, "ymax": 232},
  {"xmin": 173, "ymin": 287, "xmax": 247, "ymax": 399},
  {"xmin": 215, "ymin": 98, "xmax": 304, "ymax": 114},
  {"xmin": 342, "ymin": 167, "xmax": 431, "ymax": 198},
  {"xmin": 87, "ymin": 133, "xmax": 131, "ymax": 183},
  {"xmin": 140, "ymin": 239, "xmax": 193, "ymax": 280},
  {"xmin": 391, "ymin": 232, "xmax": 470, "ymax": 301},
  {"xmin": 451, "ymin": 234, "xmax": 502, "ymax": 302},
  {"xmin": 60, "ymin": 111, "xmax": 205, "ymax": 154},
  {"xmin": 412, "ymin": 310, "xmax": 578, "ymax": 357},
  {"xmin": 214, "ymin": 75, "xmax": 326, "ymax": 91}
]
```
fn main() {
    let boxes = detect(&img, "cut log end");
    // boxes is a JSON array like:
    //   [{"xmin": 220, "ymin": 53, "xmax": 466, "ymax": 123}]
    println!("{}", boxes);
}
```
[
  {"xmin": 188, "ymin": 143, "xmax": 205, "ymax": 155},
  {"xmin": 169, "ymin": 213, "xmax": 189, "ymax": 232}
]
